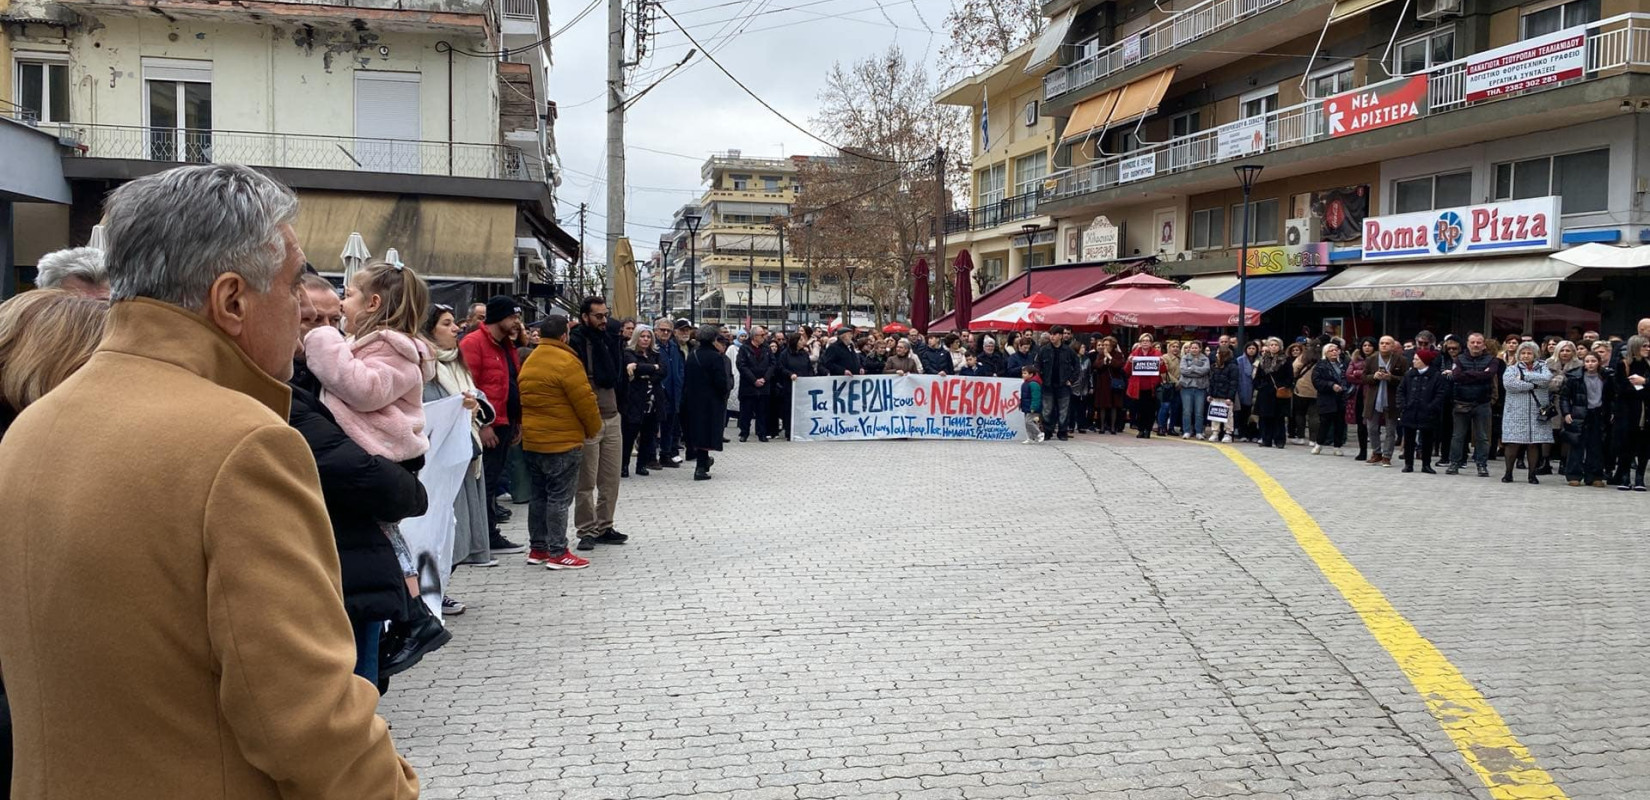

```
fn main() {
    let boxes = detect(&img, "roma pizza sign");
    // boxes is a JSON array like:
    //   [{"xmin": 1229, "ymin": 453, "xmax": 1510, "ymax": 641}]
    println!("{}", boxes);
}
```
[{"xmin": 1361, "ymin": 197, "xmax": 1561, "ymax": 262}]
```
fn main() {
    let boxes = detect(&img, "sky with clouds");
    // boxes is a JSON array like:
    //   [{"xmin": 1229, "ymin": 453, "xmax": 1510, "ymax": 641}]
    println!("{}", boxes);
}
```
[{"xmin": 547, "ymin": 0, "xmax": 962, "ymax": 261}]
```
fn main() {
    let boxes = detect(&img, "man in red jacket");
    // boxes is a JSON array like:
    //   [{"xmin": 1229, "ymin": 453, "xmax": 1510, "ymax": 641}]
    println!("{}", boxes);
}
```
[{"xmin": 460, "ymin": 296, "xmax": 529, "ymax": 554}]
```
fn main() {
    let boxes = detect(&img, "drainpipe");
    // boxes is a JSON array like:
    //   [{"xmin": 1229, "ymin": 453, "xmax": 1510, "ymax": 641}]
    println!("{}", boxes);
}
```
[{"xmin": 447, "ymin": 43, "xmax": 454, "ymax": 175}]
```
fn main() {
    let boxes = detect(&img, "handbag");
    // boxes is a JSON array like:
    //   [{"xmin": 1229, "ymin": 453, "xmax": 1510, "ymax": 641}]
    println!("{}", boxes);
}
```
[
  {"xmin": 1111, "ymin": 376, "xmax": 1126, "ymax": 392},
  {"xmin": 1275, "ymin": 386, "xmax": 1294, "ymax": 400}
]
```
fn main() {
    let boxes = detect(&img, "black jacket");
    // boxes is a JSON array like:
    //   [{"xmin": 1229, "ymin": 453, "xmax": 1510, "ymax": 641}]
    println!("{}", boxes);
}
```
[
  {"xmin": 1397, "ymin": 367, "xmax": 1450, "ymax": 429},
  {"xmin": 1561, "ymin": 368, "xmax": 1611, "ymax": 422},
  {"xmin": 736, "ymin": 340, "xmax": 775, "ymax": 397},
  {"xmin": 1035, "ymin": 342, "xmax": 1080, "ymax": 390},
  {"xmin": 977, "ymin": 349, "xmax": 1007, "ymax": 378},
  {"xmin": 623, "ymin": 348, "xmax": 663, "ymax": 421},
  {"xmin": 681, "ymin": 344, "xmax": 732, "ymax": 451},
  {"xmin": 775, "ymin": 348, "xmax": 815, "ymax": 387},
  {"xmin": 859, "ymin": 351, "xmax": 885, "ymax": 375},
  {"xmin": 1611, "ymin": 359, "xmax": 1650, "ymax": 431},
  {"xmin": 569, "ymin": 319, "xmax": 628, "ymax": 408},
  {"xmin": 821, "ymin": 340, "xmax": 861, "ymax": 376},
  {"xmin": 1208, "ymin": 360, "xmax": 1240, "ymax": 400},
  {"xmin": 1312, "ymin": 359, "xmax": 1350, "ymax": 414},
  {"xmin": 915, "ymin": 343, "xmax": 950, "ymax": 375},
  {"xmin": 1446, "ymin": 351, "xmax": 1501, "ymax": 405},
  {"xmin": 287, "ymin": 382, "xmax": 427, "ymax": 623}
]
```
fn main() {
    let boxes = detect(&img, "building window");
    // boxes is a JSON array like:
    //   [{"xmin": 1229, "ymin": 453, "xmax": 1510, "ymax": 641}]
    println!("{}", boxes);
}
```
[
  {"xmin": 143, "ymin": 58, "xmax": 213, "ymax": 163},
  {"xmin": 15, "ymin": 57, "xmax": 68, "ymax": 123},
  {"xmin": 1392, "ymin": 171, "xmax": 1472, "ymax": 213},
  {"xmin": 758, "ymin": 270, "xmax": 781, "ymax": 284},
  {"xmin": 820, "ymin": 273, "xmax": 842, "ymax": 285},
  {"xmin": 1170, "ymin": 110, "xmax": 1200, "ymax": 139},
  {"xmin": 1013, "ymin": 151, "xmax": 1047, "ymax": 197},
  {"xmin": 1395, "ymin": 28, "xmax": 1455, "ymax": 75},
  {"xmin": 1073, "ymin": 35, "xmax": 1100, "ymax": 62},
  {"xmin": 731, "ymin": 174, "xmax": 750, "ymax": 190},
  {"xmin": 728, "ymin": 269, "xmax": 751, "ymax": 283},
  {"xmin": 981, "ymin": 257, "xmax": 1005, "ymax": 286},
  {"xmin": 1493, "ymin": 148, "xmax": 1609, "ymax": 213},
  {"xmin": 1521, "ymin": 0, "xmax": 1599, "ymax": 38},
  {"xmin": 1230, "ymin": 198, "xmax": 1280, "ymax": 245},
  {"xmin": 789, "ymin": 272, "xmax": 809, "ymax": 285},
  {"xmin": 1103, "ymin": 129, "xmax": 1142, "ymax": 154},
  {"xmin": 1307, "ymin": 63, "xmax": 1354, "ymax": 98},
  {"xmin": 1239, "ymin": 86, "xmax": 1278, "ymax": 119},
  {"xmin": 762, "ymin": 175, "xmax": 782, "ymax": 191},
  {"xmin": 1191, "ymin": 207, "xmax": 1224, "ymax": 250},
  {"xmin": 354, "ymin": 71, "xmax": 421, "ymax": 174},
  {"xmin": 977, "ymin": 162, "xmax": 1006, "ymax": 207}
]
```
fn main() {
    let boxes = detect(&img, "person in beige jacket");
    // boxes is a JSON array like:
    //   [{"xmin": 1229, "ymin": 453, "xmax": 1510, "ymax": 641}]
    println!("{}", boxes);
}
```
[{"xmin": 0, "ymin": 164, "xmax": 418, "ymax": 799}]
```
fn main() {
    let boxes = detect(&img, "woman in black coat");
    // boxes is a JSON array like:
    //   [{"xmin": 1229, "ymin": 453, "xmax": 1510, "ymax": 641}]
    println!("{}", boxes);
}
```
[
  {"xmin": 772, "ymin": 332, "xmax": 815, "ymax": 440},
  {"xmin": 1251, "ymin": 337, "xmax": 1293, "ymax": 448},
  {"xmin": 681, "ymin": 326, "xmax": 733, "ymax": 480},
  {"xmin": 1396, "ymin": 349, "xmax": 1450, "ymax": 472},
  {"xmin": 622, "ymin": 328, "xmax": 664, "ymax": 477}
]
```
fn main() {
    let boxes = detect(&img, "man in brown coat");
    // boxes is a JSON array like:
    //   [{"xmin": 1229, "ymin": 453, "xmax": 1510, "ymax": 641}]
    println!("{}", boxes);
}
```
[
  {"xmin": 0, "ymin": 164, "xmax": 418, "ymax": 799},
  {"xmin": 1362, "ymin": 334, "xmax": 1409, "ymax": 466}
]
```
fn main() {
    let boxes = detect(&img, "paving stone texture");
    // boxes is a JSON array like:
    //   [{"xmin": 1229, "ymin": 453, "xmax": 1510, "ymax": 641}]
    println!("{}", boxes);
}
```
[{"xmin": 380, "ymin": 432, "xmax": 1650, "ymax": 799}]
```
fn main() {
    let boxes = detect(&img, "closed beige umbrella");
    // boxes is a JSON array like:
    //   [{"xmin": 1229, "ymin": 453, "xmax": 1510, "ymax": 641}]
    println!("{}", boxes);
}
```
[{"xmin": 611, "ymin": 237, "xmax": 638, "ymax": 320}]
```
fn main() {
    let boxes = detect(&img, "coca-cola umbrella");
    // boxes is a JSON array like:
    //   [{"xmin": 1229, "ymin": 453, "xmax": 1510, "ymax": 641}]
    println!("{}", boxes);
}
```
[
  {"xmin": 1027, "ymin": 274, "xmax": 1260, "ymax": 330},
  {"xmin": 968, "ymin": 292, "xmax": 1058, "ymax": 332},
  {"xmin": 952, "ymin": 250, "xmax": 975, "ymax": 333},
  {"xmin": 882, "ymin": 321, "xmax": 911, "ymax": 334},
  {"xmin": 911, "ymin": 257, "xmax": 931, "ymax": 334}
]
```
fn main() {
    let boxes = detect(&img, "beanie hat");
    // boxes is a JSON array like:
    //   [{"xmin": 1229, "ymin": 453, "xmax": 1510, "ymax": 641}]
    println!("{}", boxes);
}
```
[
  {"xmin": 484, "ymin": 296, "xmax": 521, "ymax": 325},
  {"xmin": 1417, "ymin": 348, "xmax": 1439, "ymax": 367}
]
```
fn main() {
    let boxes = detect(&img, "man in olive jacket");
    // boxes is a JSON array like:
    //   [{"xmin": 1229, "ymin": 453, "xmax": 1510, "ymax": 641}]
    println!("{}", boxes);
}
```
[
  {"xmin": 0, "ymin": 165, "xmax": 417, "ymax": 799},
  {"xmin": 520, "ymin": 315, "xmax": 604, "ymax": 568}
]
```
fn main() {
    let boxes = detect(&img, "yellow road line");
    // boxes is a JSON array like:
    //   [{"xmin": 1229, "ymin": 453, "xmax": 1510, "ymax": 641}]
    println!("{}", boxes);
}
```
[{"xmin": 1209, "ymin": 443, "xmax": 1568, "ymax": 799}]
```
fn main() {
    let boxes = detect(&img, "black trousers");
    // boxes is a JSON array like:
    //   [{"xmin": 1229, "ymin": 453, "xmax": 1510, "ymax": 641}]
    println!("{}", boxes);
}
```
[
  {"xmin": 622, "ymin": 412, "xmax": 659, "ymax": 469},
  {"xmin": 738, "ymin": 394, "xmax": 770, "ymax": 438},
  {"xmin": 769, "ymin": 387, "xmax": 791, "ymax": 438},
  {"xmin": 1402, "ymin": 426, "xmax": 1436, "ymax": 467},
  {"xmin": 481, "ymin": 423, "xmax": 517, "ymax": 535},
  {"xmin": 1133, "ymin": 395, "xmax": 1159, "ymax": 434}
]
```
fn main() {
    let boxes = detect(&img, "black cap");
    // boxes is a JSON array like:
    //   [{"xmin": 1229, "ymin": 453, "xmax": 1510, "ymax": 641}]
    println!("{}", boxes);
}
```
[
  {"xmin": 484, "ymin": 296, "xmax": 521, "ymax": 325},
  {"xmin": 673, "ymin": 318, "xmax": 694, "ymax": 330}
]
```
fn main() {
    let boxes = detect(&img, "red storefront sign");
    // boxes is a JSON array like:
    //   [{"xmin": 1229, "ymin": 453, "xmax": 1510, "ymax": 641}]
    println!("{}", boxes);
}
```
[{"xmin": 1325, "ymin": 76, "xmax": 1427, "ymax": 138}]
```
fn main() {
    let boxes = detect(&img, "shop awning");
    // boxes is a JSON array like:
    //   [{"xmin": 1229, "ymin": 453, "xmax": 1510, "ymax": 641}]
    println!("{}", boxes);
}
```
[
  {"xmin": 1312, "ymin": 257, "xmax": 1581, "ymax": 303},
  {"xmin": 1058, "ymin": 68, "xmax": 1178, "ymax": 143},
  {"xmin": 1551, "ymin": 243, "xmax": 1650, "ymax": 269},
  {"xmin": 1181, "ymin": 274, "xmax": 1240, "ymax": 298},
  {"xmin": 293, "ymin": 191, "xmax": 518, "ymax": 281},
  {"xmin": 1027, "ymin": 8, "xmax": 1076, "ymax": 72},
  {"xmin": 1216, "ymin": 273, "xmax": 1329, "ymax": 313},
  {"xmin": 1328, "ymin": 0, "xmax": 1401, "ymax": 22},
  {"xmin": 929, "ymin": 260, "xmax": 1151, "ymax": 331}
]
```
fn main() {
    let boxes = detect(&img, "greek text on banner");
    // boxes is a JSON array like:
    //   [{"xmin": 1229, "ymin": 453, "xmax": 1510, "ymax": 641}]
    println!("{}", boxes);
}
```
[{"xmin": 790, "ymin": 374, "xmax": 1026, "ymax": 442}]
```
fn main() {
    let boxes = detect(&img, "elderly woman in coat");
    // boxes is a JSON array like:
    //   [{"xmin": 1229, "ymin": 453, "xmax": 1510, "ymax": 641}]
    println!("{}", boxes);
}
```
[
  {"xmin": 682, "ymin": 325, "xmax": 732, "ymax": 480},
  {"xmin": 1501, "ymin": 341, "xmax": 1554, "ymax": 484}
]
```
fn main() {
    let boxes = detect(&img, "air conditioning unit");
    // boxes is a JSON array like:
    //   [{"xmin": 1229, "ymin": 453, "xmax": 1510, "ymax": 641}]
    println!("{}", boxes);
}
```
[
  {"xmin": 1285, "ymin": 217, "xmax": 1321, "ymax": 248},
  {"xmin": 1417, "ymin": 0, "xmax": 1462, "ymax": 21}
]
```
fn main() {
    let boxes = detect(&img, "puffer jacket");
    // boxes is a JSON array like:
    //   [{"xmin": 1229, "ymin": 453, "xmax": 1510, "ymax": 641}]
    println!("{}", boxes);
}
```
[
  {"xmin": 1208, "ymin": 360, "xmax": 1240, "ymax": 400},
  {"xmin": 459, "ymin": 326, "xmax": 520, "ymax": 427},
  {"xmin": 519, "ymin": 338, "xmax": 604, "ymax": 454}
]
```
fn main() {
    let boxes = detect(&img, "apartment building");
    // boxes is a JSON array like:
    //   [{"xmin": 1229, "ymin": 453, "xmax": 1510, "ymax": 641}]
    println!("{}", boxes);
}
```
[
  {"xmin": 981, "ymin": 0, "xmax": 1650, "ymax": 338},
  {"xmin": 0, "ymin": 0, "xmax": 577, "ymax": 301},
  {"xmin": 660, "ymin": 151, "xmax": 853, "ymax": 328}
]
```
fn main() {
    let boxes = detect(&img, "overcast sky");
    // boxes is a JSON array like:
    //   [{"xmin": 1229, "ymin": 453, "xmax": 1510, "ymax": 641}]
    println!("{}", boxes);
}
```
[{"xmin": 548, "ymin": 0, "xmax": 959, "ymax": 261}]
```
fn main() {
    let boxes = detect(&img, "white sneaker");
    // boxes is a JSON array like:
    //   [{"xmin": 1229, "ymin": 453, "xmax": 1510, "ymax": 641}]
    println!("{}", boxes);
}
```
[
  {"xmin": 1181, "ymin": 432, "xmax": 1191, "ymax": 439},
  {"xmin": 1311, "ymin": 444, "xmax": 1323, "ymax": 455},
  {"xmin": 1222, "ymin": 435, "xmax": 1233, "ymax": 443},
  {"xmin": 1022, "ymin": 438, "xmax": 1035, "ymax": 444},
  {"xmin": 1334, "ymin": 448, "xmax": 1344, "ymax": 457},
  {"xmin": 1037, "ymin": 433, "xmax": 1046, "ymax": 442},
  {"xmin": 670, "ymin": 454, "xmax": 684, "ymax": 464}
]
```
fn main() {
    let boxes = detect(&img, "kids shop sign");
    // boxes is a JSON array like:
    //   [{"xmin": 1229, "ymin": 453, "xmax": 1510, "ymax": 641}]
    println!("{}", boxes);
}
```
[{"xmin": 1361, "ymin": 196, "xmax": 1561, "ymax": 262}]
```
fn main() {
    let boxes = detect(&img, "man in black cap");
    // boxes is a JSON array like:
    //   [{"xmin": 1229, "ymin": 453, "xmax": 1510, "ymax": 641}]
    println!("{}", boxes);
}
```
[
  {"xmin": 460, "ymin": 295, "xmax": 529, "ymax": 554},
  {"xmin": 655, "ymin": 318, "xmax": 692, "ymax": 467}
]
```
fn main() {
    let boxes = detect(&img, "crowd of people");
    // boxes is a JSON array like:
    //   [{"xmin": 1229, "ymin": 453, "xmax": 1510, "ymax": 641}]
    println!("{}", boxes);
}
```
[{"xmin": 0, "ymin": 162, "xmax": 1645, "ymax": 798}]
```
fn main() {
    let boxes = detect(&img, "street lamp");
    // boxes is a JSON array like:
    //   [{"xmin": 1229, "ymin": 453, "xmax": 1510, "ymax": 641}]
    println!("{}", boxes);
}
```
[
  {"xmin": 747, "ymin": 233, "xmax": 757, "ymax": 330},
  {"xmin": 1020, "ymin": 222, "xmax": 1041, "ymax": 298},
  {"xmin": 683, "ymin": 209, "xmax": 703, "ymax": 322},
  {"xmin": 658, "ymin": 233, "xmax": 674, "ymax": 317},
  {"xmin": 1233, "ymin": 164, "xmax": 1263, "ymax": 354}
]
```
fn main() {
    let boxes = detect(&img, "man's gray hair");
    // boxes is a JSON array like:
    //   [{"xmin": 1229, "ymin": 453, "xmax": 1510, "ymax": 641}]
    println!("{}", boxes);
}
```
[
  {"xmin": 35, "ymin": 247, "xmax": 107, "ymax": 290},
  {"xmin": 102, "ymin": 164, "xmax": 299, "ymax": 310}
]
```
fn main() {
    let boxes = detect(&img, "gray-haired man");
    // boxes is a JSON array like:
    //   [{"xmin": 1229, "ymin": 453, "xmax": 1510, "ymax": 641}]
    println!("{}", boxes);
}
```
[
  {"xmin": 0, "ymin": 164, "xmax": 417, "ymax": 798},
  {"xmin": 35, "ymin": 246, "xmax": 110, "ymax": 299}
]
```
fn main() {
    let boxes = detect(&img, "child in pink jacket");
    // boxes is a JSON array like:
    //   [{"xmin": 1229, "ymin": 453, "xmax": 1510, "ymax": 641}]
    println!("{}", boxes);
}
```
[{"xmin": 304, "ymin": 262, "xmax": 436, "ymax": 466}]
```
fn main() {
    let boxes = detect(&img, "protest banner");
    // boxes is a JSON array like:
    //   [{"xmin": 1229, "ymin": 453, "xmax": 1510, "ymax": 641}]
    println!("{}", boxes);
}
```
[
  {"xmin": 790, "ymin": 374, "xmax": 1026, "ymax": 442},
  {"xmin": 1207, "ymin": 399, "xmax": 1232, "ymax": 423},
  {"xmin": 398, "ymin": 394, "xmax": 472, "ymax": 618},
  {"xmin": 1130, "ymin": 356, "xmax": 1161, "ymax": 376}
]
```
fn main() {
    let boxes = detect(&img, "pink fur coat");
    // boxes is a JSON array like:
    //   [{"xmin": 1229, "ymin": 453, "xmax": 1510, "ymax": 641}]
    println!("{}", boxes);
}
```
[{"xmin": 303, "ymin": 327, "xmax": 436, "ymax": 462}]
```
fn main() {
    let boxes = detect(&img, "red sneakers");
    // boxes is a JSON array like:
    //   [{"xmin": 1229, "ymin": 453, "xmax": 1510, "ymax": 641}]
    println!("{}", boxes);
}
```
[
  {"xmin": 544, "ymin": 552, "xmax": 590, "ymax": 570},
  {"xmin": 525, "ymin": 548, "xmax": 553, "ymax": 565}
]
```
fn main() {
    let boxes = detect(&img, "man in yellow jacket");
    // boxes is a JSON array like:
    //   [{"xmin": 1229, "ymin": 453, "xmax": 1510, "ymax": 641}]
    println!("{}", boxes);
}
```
[{"xmin": 519, "ymin": 315, "xmax": 604, "ymax": 570}]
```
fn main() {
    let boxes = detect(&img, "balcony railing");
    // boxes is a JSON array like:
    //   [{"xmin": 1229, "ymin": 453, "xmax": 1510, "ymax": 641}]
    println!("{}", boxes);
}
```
[
  {"xmin": 943, "ymin": 190, "xmax": 1042, "ymax": 233},
  {"xmin": 501, "ymin": 0, "xmax": 534, "ymax": 20},
  {"xmin": 1044, "ymin": 0, "xmax": 1289, "ymax": 102},
  {"xmin": 1049, "ymin": 14, "xmax": 1650, "ymax": 202},
  {"xmin": 52, "ymin": 122, "xmax": 530, "ymax": 180}
]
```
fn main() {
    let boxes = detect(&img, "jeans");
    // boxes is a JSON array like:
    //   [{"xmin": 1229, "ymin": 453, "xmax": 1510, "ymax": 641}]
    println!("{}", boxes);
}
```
[
  {"xmin": 1180, "ymin": 387, "xmax": 1207, "ymax": 435},
  {"xmin": 575, "ymin": 414, "xmax": 623, "ymax": 539},
  {"xmin": 1318, "ymin": 411, "xmax": 1347, "ymax": 448},
  {"xmin": 1155, "ymin": 387, "xmax": 1180, "ymax": 432},
  {"xmin": 1042, "ymin": 387, "xmax": 1072, "ymax": 434},
  {"xmin": 480, "ymin": 423, "xmax": 517, "ymax": 535},
  {"xmin": 1070, "ymin": 393, "xmax": 1092, "ymax": 431},
  {"xmin": 525, "ymin": 448, "xmax": 583, "ymax": 555},
  {"xmin": 738, "ymin": 394, "xmax": 770, "ymax": 438},
  {"xmin": 352, "ymin": 619, "xmax": 382, "ymax": 684},
  {"xmin": 622, "ymin": 411, "xmax": 659, "ymax": 469},
  {"xmin": 1450, "ymin": 402, "xmax": 1493, "ymax": 468},
  {"xmin": 1367, "ymin": 412, "xmax": 1399, "ymax": 457}
]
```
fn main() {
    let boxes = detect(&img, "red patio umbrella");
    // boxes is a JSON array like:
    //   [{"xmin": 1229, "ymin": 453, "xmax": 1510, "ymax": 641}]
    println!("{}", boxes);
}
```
[
  {"xmin": 910, "ymin": 257, "xmax": 931, "ymax": 334},
  {"xmin": 968, "ymin": 292, "xmax": 1058, "ymax": 332},
  {"xmin": 952, "ymin": 250, "xmax": 974, "ymax": 333},
  {"xmin": 882, "ymin": 321, "xmax": 911, "ymax": 334},
  {"xmin": 1027, "ymin": 274, "xmax": 1259, "ymax": 330}
]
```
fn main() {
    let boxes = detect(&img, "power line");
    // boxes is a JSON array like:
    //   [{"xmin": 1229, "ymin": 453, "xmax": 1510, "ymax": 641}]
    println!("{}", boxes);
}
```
[
  {"xmin": 438, "ymin": 0, "xmax": 601, "ymax": 59},
  {"xmin": 655, "ymin": 3, "xmax": 934, "ymax": 165}
]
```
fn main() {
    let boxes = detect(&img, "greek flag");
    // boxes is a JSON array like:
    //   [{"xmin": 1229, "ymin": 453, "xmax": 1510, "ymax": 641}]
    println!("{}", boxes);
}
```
[{"xmin": 980, "ymin": 86, "xmax": 990, "ymax": 151}]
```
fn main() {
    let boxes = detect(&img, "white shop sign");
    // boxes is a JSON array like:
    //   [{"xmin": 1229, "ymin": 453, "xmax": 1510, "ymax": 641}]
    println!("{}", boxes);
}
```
[
  {"xmin": 1217, "ymin": 117, "xmax": 1267, "ymax": 160},
  {"xmin": 1361, "ymin": 196, "xmax": 1561, "ymax": 262},
  {"xmin": 1464, "ymin": 25, "xmax": 1586, "ymax": 102},
  {"xmin": 1119, "ymin": 153, "xmax": 1157, "ymax": 183},
  {"xmin": 1082, "ymin": 216, "xmax": 1119, "ymax": 262}
]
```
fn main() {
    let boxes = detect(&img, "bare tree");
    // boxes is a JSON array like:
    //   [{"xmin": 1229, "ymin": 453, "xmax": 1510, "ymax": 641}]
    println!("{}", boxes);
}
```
[{"xmin": 942, "ymin": 0, "xmax": 1046, "ymax": 77}]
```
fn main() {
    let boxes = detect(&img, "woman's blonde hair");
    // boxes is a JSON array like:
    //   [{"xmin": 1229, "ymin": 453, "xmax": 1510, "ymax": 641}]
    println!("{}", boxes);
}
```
[
  {"xmin": 350, "ymin": 260, "xmax": 430, "ymax": 339},
  {"xmin": 0, "ymin": 289, "xmax": 109, "ymax": 412}
]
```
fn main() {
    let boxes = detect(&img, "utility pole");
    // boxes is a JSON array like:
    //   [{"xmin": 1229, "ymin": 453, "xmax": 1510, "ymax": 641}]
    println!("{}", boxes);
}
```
[
  {"xmin": 605, "ymin": 0, "xmax": 627, "ymax": 300},
  {"xmin": 577, "ymin": 202, "xmax": 588, "ymax": 300},
  {"xmin": 747, "ymin": 235, "xmax": 756, "ymax": 330},
  {"xmin": 932, "ymin": 146, "xmax": 947, "ymax": 322}
]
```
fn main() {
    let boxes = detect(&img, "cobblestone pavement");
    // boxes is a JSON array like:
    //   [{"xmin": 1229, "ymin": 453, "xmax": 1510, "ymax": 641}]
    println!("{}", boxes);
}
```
[{"xmin": 380, "ymin": 431, "xmax": 1650, "ymax": 799}]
